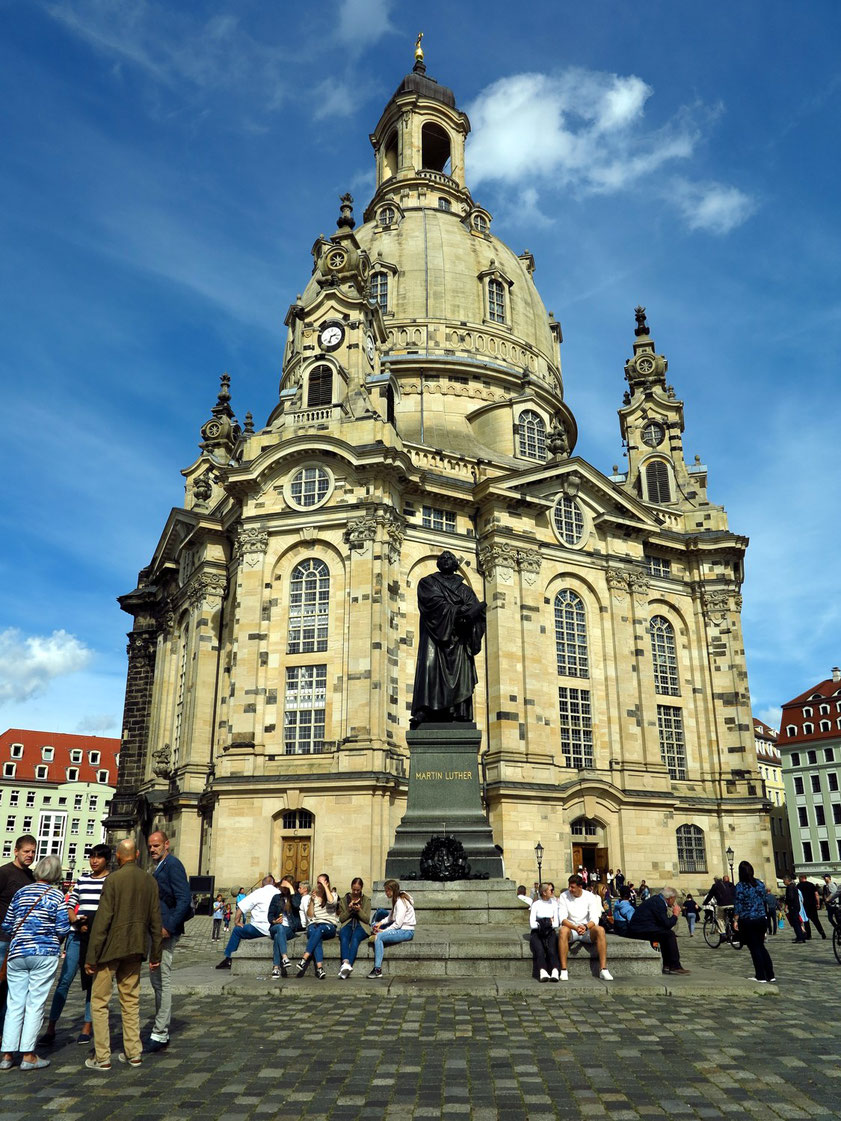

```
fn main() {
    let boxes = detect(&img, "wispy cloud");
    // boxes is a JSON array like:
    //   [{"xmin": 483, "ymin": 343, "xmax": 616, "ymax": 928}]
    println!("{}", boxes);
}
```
[
  {"xmin": 76, "ymin": 713, "xmax": 119, "ymax": 734},
  {"xmin": 0, "ymin": 629, "xmax": 93, "ymax": 705},
  {"xmin": 466, "ymin": 68, "xmax": 755, "ymax": 235},
  {"xmin": 336, "ymin": 0, "xmax": 395, "ymax": 50}
]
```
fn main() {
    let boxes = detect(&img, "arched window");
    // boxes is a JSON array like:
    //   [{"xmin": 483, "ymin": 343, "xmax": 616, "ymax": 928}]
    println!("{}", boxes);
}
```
[
  {"xmin": 553, "ymin": 497, "xmax": 585, "ymax": 547},
  {"xmin": 650, "ymin": 616, "xmax": 679, "ymax": 695},
  {"xmin": 172, "ymin": 621, "xmax": 189, "ymax": 770},
  {"xmin": 803, "ymin": 723, "xmax": 814, "ymax": 735},
  {"xmin": 645, "ymin": 460, "xmax": 672, "ymax": 504},
  {"xmin": 676, "ymin": 824, "xmax": 706, "ymax": 873},
  {"xmin": 518, "ymin": 410, "xmax": 546, "ymax": 460},
  {"xmin": 555, "ymin": 590, "xmax": 588, "ymax": 678},
  {"xmin": 281, "ymin": 809, "xmax": 314, "ymax": 830},
  {"xmin": 820, "ymin": 720, "xmax": 831, "ymax": 732},
  {"xmin": 307, "ymin": 365, "xmax": 332, "ymax": 408},
  {"xmin": 383, "ymin": 130, "xmax": 398, "ymax": 178},
  {"xmin": 473, "ymin": 213, "xmax": 489, "ymax": 234},
  {"xmin": 570, "ymin": 817, "xmax": 599, "ymax": 837},
  {"xmin": 421, "ymin": 122, "xmax": 451, "ymax": 172},
  {"xmin": 438, "ymin": 197, "xmax": 451, "ymax": 211},
  {"xmin": 379, "ymin": 205, "xmax": 396, "ymax": 225},
  {"xmin": 488, "ymin": 277, "xmax": 505, "ymax": 322},
  {"xmin": 288, "ymin": 559, "xmax": 330, "ymax": 654},
  {"xmin": 370, "ymin": 271, "xmax": 388, "ymax": 314}
]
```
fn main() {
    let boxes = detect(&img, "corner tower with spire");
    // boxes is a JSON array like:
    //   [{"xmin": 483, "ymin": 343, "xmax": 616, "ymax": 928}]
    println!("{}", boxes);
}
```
[{"xmin": 110, "ymin": 44, "xmax": 768, "ymax": 893}]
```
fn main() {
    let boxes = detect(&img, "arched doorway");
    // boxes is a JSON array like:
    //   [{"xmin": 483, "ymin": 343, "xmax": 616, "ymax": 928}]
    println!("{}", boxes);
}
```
[
  {"xmin": 570, "ymin": 817, "xmax": 608, "ymax": 882},
  {"xmin": 275, "ymin": 809, "xmax": 313, "ymax": 883}
]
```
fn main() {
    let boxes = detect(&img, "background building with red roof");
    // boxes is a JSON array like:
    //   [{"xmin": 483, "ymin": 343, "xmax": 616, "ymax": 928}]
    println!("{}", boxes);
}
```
[{"xmin": 0, "ymin": 729, "xmax": 120, "ymax": 874}]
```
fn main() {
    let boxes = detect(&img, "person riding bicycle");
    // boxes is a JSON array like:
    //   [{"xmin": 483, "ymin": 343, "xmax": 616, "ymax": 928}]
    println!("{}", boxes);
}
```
[{"xmin": 703, "ymin": 875, "xmax": 735, "ymax": 934}]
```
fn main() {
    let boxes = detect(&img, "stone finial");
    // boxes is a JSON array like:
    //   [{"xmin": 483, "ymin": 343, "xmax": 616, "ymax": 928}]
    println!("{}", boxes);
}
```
[
  {"xmin": 337, "ymin": 193, "xmax": 355, "ymax": 230},
  {"xmin": 212, "ymin": 372, "xmax": 234, "ymax": 418},
  {"xmin": 634, "ymin": 306, "xmax": 649, "ymax": 337},
  {"xmin": 244, "ymin": 412, "xmax": 255, "ymax": 435}
]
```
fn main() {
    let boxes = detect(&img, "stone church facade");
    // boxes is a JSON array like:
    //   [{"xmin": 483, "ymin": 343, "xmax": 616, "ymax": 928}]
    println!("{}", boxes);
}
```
[{"xmin": 107, "ymin": 53, "xmax": 771, "ymax": 891}]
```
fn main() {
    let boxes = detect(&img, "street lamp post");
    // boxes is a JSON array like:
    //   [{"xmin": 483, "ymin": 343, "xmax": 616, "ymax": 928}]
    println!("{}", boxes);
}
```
[
  {"xmin": 535, "ymin": 841, "xmax": 544, "ymax": 889},
  {"xmin": 725, "ymin": 846, "xmax": 734, "ymax": 880},
  {"xmin": 68, "ymin": 855, "xmax": 76, "ymax": 884}
]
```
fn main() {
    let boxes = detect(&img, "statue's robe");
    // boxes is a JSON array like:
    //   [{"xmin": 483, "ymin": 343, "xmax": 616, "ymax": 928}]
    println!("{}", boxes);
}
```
[{"xmin": 411, "ymin": 571, "xmax": 486, "ymax": 724}]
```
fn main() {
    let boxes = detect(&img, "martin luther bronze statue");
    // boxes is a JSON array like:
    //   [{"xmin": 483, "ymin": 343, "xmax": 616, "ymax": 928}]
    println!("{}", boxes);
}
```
[{"xmin": 410, "ymin": 551, "xmax": 486, "ymax": 728}]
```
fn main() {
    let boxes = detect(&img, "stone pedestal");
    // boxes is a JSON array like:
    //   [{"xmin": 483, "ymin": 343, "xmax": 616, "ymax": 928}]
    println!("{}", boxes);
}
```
[{"xmin": 384, "ymin": 723, "xmax": 503, "ymax": 879}]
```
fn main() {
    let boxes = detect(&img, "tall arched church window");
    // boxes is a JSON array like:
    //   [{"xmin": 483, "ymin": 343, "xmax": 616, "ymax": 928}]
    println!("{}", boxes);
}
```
[
  {"xmin": 172, "ymin": 623, "xmax": 189, "ymax": 770},
  {"xmin": 650, "ymin": 616, "xmax": 679, "ymax": 695},
  {"xmin": 676, "ymin": 824, "xmax": 706, "ymax": 873},
  {"xmin": 555, "ymin": 590, "xmax": 588, "ymax": 678},
  {"xmin": 645, "ymin": 460, "xmax": 672, "ymax": 504},
  {"xmin": 488, "ymin": 277, "xmax": 505, "ymax": 322},
  {"xmin": 307, "ymin": 365, "xmax": 332, "ymax": 408},
  {"xmin": 518, "ymin": 410, "xmax": 546, "ymax": 460},
  {"xmin": 288, "ymin": 559, "xmax": 330, "ymax": 654},
  {"xmin": 370, "ymin": 272, "xmax": 388, "ymax": 314},
  {"xmin": 421, "ymin": 122, "xmax": 451, "ymax": 172}
]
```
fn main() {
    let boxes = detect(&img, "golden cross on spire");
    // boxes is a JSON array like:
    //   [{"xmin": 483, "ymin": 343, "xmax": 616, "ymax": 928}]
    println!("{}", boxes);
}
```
[{"xmin": 414, "ymin": 31, "xmax": 424, "ymax": 63}]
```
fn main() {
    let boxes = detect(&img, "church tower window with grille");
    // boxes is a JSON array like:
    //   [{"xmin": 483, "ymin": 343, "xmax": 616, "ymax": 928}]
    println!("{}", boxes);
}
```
[
  {"xmin": 488, "ymin": 277, "xmax": 505, "ymax": 322},
  {"xmin": 370, "ymin": 272, "xmax": 388, "ymax": 313},
  {"xmin": 555, "ymin": 591, "xmax": 589, "ymax": 678},
  {"xmin": 518, "ymin": 410, "xmax": 546, "ymax": 460},
  {"xmin": 288, "ymin": 559, "xmax": 330, "ymax": 654},
  {"xmin": 650, "ymin": 616, "xmax": 679, "ymax": 695}
]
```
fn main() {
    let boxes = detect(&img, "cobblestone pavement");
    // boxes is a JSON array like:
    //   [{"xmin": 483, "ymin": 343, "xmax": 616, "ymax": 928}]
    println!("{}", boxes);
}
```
[{"xmin": 4, "ymin": 921, "xmax": 839, "ymax": 1120}]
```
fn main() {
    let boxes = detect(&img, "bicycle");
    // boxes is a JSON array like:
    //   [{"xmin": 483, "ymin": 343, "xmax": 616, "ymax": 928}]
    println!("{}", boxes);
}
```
[{"xmin": 702, "ymin": 904, "xmax": 742, "ymax": 950}]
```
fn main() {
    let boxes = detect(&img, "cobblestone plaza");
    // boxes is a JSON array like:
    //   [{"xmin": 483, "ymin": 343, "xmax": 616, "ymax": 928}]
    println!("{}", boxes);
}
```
[{"xmin": 9, "ymin": 921, "xmax": 839, "ymax": 1120}]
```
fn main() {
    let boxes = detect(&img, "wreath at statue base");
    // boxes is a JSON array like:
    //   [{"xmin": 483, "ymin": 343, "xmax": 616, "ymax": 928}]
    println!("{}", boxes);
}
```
[{"xmin": 416, "ymin": 835, "xmax": 471, "ymax": 881}]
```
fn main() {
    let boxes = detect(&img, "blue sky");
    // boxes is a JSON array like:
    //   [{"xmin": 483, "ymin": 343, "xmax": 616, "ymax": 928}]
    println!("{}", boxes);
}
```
[{"xmin": 1, "ymin": 0, "xmax": 839, "ymax": 736}]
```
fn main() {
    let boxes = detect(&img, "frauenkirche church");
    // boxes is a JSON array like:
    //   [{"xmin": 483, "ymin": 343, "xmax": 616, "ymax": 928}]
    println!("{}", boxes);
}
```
[{"xmin": 107, "ymin": 47, "xmax": 771, "ymax": 890}]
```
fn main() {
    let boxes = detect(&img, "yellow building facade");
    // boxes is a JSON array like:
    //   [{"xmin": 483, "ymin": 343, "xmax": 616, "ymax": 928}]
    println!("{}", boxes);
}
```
[{"xmin": 108, "ymin": 54, "xmax": 771, "ymax": 892}]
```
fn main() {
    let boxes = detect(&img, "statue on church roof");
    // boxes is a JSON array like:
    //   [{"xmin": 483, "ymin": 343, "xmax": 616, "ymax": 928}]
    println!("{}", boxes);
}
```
[{"xmin": 634, "ymin": 305, "xmax": 649, "ymax": 336}]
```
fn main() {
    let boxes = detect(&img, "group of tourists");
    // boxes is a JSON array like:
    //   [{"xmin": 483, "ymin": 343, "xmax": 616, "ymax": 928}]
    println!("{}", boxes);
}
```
[
  {"xmin": 0, "ymin": 829, "xmax": 192, "ymax": 1073},
  {"xmin": 215, "ymin": 875, "xmax": 416, "ymax": 980}
]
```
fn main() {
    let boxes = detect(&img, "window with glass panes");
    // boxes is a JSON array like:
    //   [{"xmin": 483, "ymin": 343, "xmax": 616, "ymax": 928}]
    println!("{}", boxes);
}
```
[
  {"xmin": 554, "ymin": 591, "xmax": 588, "ymax": 678},
  {"xmin": 287, "ymin": 559, "xmax": 330, "ymax": 654},
  {"xmin": 657, "ymin": 705, "xmax": 687, "ymax": 780},
  {"xmin": 553, "ymin": 497, "xmax": 584, "ymax": 546},
  {"xmin": 290, "ymin": 466, "xmax": 330, "ymax": 508},
  {"xmin": 488, "ymin": 278, "xmax": 505, "ymax": 322},
  {"xmin": 370, "ymin": 272, "xmax": 388, "ymax": 313},
  {"xmin": 37, "ymin": 813, "xmax": 66, "ymax": 859},
  {"xmin": 557, "ymin": 687, "xmax": 593, "ymax": 769},
  {"xmin": 650, "ymin": 616, "xmax": 680, "ymax": 695},
  {"xmin": 676, "ymin": 824, "xmax": 706, "ymax": 873},
  {"xmin": 646, "ymin": 555, "xmax": 671, "ymax": 578},
  {"xmin": 517, "ymin": 410, "xmax": 546, "ymax": 460},
  {"xmin": 284, "ymin": 665, "xmax": 327, "ymax": 755},
  {"xmin": 421, "ymin": 506, "xmax": 456, "ymax": 532}
]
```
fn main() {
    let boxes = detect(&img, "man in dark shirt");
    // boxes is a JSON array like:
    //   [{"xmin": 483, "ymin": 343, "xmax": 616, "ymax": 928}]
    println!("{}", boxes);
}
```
[
  {"xmin": 628, "ymin": 886, "xmax": 689, "ymax": 974},
  {"xmin": 797, "ymin": 874, "xmax": 826, "ymax": 940},
  {"xmin": 0, "ymin": 834, "xmax": 37, "ymax": 1029},
  {"xmin": 704, "ymin": 875, "xmax": 735, "ymax": 933},
  {"xmin": 784, "ymin": 875, "xmax": 806, "ymax": 942}
]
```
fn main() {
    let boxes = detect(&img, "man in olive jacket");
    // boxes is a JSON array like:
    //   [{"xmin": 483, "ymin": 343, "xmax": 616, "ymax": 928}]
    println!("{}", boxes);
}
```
[{"xmin": 84, "ymin": 838, "xmax": 162, "ymax": 1069}]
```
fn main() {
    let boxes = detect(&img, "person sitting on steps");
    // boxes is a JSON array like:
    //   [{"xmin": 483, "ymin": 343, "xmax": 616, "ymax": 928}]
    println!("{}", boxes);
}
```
[{"xmin": 557, "ymin": 874, "xmax": 613, "ymax": 981}]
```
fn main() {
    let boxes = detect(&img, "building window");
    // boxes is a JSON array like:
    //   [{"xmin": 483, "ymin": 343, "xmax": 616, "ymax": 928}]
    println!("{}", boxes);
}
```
[
  {"xmin": 284, "ymin": 665, "xmax": 327, "ymax": 755},
  {"xmin": 820, "ymin": 840, "xmax": 830, "ymax": 861},
  {"xmin": 70, "ymin": 750, "xmax": 82, "ymax": 764},
  {"xmin": 281, "ymin": 809, "xmax": 315, "ymax": 830},
  {"xmin": 802, "ymin": 840, "xmax": 813, "ymax": 862},
  {"xmin": 89, "ymin": 751, "xmax": 100, "ymax": 765},
  {"xmin": 289, "ymin": 466, "xmax": 330, "ymax": 509},
  {"xmin": 438, "ymin": 197, "xmax": 451, "ymax": 211},
  {"xmin": 798, "ymin": 807, "xmax": 808, "ymax": 827},
  {"xmin": 85, "ymin": 821, "xmax": 95, "ymax": 836},
  {"xmin": 553, "ymin": 497, "xmax": 585, "ymax": 547},
  {"xmin": 645, "ymin": 460, "xmax": 672, "ymax": 504},
  {"xmin": 74, "ymin": 794, "xmax": 83, "ymax": 810},
  {"xmin": 803, "ymin": 707, "xmax": 813, "ymax": 718},
  {"xmin": 422, "ymin": 506, "xmax": 456, "ymax": 533},
  {"xmin": 820, "ymin": 720, "xmax": 831, "ymax": 732},
  {"xmin": 829, "ymin": 773, "xmax": 839, "ymax": 792},
  {"xmin": 676, "ymin": 824, "xmax": 707, "ymax": 874},
  {"xmin": 657, "ymin": 705, "xmax": 687, "ymax": 781},
  {"xmin": 1, "ymin": 843, "xmax": 10, "ymax": 859},
  {"xmin": 820, "ymin": 704, "xmax": 830, "ymax": 715},
  {"xmin": 3, "ymin": 764, "xmax": 15, "ymax": 779},
  {"xmin": 650, "ymin": 616, "xmax": 680, "ymax": 696},
  {"xmin": 88, "ymin": 796, "xmax": 98, "ymax": 810},
  {"xmin": 557, "ymin": 687, "xmax": 593, "ymax": 769},
  {"xmin": 473, "ymin": 213, "xmax": 489, "ymax": 234},
  {"xmin": 803, "ymin": 725, "xmax": 814, "ymax": 736},
  {"xmin": 21, "ymin": 816, "xmax": 32, "ymax": 832},
  {"xmin": 307, "ymin": 365, "xmax": 333, "ymax": 408},
  {"xmin": 379, "ymin": 205, "xmax": 396, "ymax": 225},
  {"xmin": 517, "ymin": 410, "xmax": 546, "ymax": 461},
  {"xmin": 66, "ymin": 768, "xmax": 79, "ymax": 782},
  {"xmin": 10, "ymin": 744, "xmax": 23, "ymax": 759},
  {"xmin": 67, "ymin": 843, "xmax": 77, "ymax": 860},
  {"xmin": 9, "ymin": 790, "xmax": 18, "ymax": 807},
  {"xmin": 487, "ymin": 278, "xmax": 505, "ymax": 323},
  {"xmin": 646, "ymin": 555, "xmax": 671, "ymax": 578},
  {"xmin": 26, "ymin": 791, "xmax": 35, "ymax": 807},
  {"xmin": 43, "ymin": 797, "xmax": 51, "ymax": 806},
  {"xmin": 288, "ymin": 559, "xmax": 330, "ymax": 655},
  {"xmin": 555, "ymin": 591, "xmax": 588, "ymax": 678},
  {"xmin": 807, "ymin": 749, "xmax": 817, "ymax": 763},
  {"xmin": 96, "ymin": 770, "xmax": 109, "ymax": 784},
  {"xmin": 811, "ymin": 774, "xmax": 821, "ymax": 794},
  {"xmin": 815, "ymin": 805, "xmax": 826, "ymax": 827},
  {"xmin": 370, "ymin": 271, "xmax": 388, "ymax": 314},
  {"xmin": 793, "ymin": 775, "xmax": 804, "ymax": 795},
  {"xmin": 5, "ymin": 816, "xmax": 14, "ymax": 831},
  {"xmin": 791, "ymin": 752, "xmax": 800, "ymax": 765},
  {"xmin": 37, "ymin": 813, "xmax": 66, "ymax": 860},
  {"xmin": 826, "ymin": 749, "xmax": 835, "ymax": 762},
  {"xmin": 570, "ymin": 818, "xmax": 598, "ymax": 837},
  {"xmin": 833, "ymin": 804, "xmax": 841, "ymax": 825},
  {"xmin": 71, "ymin": 819, "xmax": 80, "ymax": 834},
  {"xmin": 35, "ymin": 766, "xmax": 48, "ymax": 780}
]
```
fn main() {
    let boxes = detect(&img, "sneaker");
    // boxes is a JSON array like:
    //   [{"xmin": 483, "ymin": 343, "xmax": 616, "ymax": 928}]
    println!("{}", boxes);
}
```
[
  {"xmin": 271, "ymin": 966, "xmax": 281, "ymax": 979},
  {"xmin": 315, "ymin": 966, "xmax": 326, "ymax": 980},
  {"xmin": 20, "ymin": 1057, "xmax": 50, "ymax": 1070},
  {"xmin": 560, "ymin": 969, "xmax": 569, "ymax": 981},
  {"xmin": 539, "ymin": 968, "xmax": 549, "ymax": 982},
  {"xmin": 550, "ymin": 968, "xmax": 559, "ymax": 982},
  {"xmin": 117, "ymin": 1053, "xmax": 142, "ymax": 1067},
  {"xmin": 215, "ymin": 958, "xmax": 232, "ymax": 970},
  {"xmin": 144, "ymin": 1039, "xmax": 169, "ymax": 1053},
  {"xmin": 367, "ymin": 967, "xmax": 383, "ymax": 979},
  {"xmin": 84, "ymin": 1056, "xmax": 111, "ymax": 1071},
  {"xmin": 750, "ymin": 977, "xmax": 767, "ymax": 983},
  {"xmin": 338, "ymin": 962, "xmax": 352, "ymax": 979},
  {"xmin": 599, "ymin": 969, "xmax": 614, "ymax": 981},
  {"xmin": 296, "ymin": 958, "xmax": 309, "ymax": 977},
  {"xmin": 76, "ymin": 1033, "xmax": 92, "ymax": 1045},
  {"xmin": 769, "ymin": 977, "xmax": 777, "ymax": 983},
  {"xmin": 281, "ymin": 956, "xmax": 291, "ymax": 969}
]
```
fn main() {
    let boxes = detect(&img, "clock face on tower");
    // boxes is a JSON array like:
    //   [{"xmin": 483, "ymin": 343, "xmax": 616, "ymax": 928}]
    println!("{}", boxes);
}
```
[
  {"xmin": 365, "ymin": 333, "xmax": 375, "ymax": 365},
  {"xmin": 318, "ymin": 323, "xmax": 345, "ymax": 351}
]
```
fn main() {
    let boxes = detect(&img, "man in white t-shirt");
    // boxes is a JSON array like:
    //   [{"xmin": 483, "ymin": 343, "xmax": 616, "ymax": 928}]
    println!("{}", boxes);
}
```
[
  {"xmin": 215, "ymin": 876, "xmax": 279, "ymax": 970},
  {"xmin": 557, "ymin": 874, "xmax": 613, "ymax": 981}
]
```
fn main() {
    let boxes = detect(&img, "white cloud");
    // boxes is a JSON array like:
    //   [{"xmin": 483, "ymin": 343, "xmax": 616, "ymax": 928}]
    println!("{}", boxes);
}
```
[
  {"xmin": 670, "ymin": 179, "xmax": 757, "ymax": 235},
  {"xmin": 0, "ymin": 629, "xmax": 93, "ymax": 705},
  {"xmin": 757, "ymin": 707, "xmax": 782, "ymax": 732},
  {"xmin": 466, "ymin": 68, "xmax": 755, "ymax": 234},
  {"xmin": 76, "ymin": 713, "xmax": 119, "ymax": 734},
  {"xmin": 336, "ymin": 0, "xmax": 394, "ymax": 48}
]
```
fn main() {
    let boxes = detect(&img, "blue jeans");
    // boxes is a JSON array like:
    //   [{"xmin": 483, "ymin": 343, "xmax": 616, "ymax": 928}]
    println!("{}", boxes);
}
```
[
  {"xmin": 339, "ymin": 923, "xmax": 370, "ymax": 965},
  {"xmin": 373, "ymin": 927, "xmax": 413, "ymax": 968},
  {"xmin": 686, "ymin": 913, "xmax": 696, "ymax": 935},
  {"xmin": 2, "ymin": 955, "xmax": 59, "ymax": 1054},
  {"xmin": 303, "ymin": 922, "xmax": 336, "ymax": 964},
  {"xmin": 48, "ymin": 930, "xmax": 91, "ymax": 1024},
  {"xmin": 270, "ymin": 925, "xmax": 299, "ymax": 965},
  {"xmin": 223, "ymin": 924, "xmax": 266, "ymax": 958}
]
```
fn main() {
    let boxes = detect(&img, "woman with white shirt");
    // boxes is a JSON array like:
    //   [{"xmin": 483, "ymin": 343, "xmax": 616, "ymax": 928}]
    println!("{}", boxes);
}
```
[
  {"xmin": 529, "ymin": 883, "xmax": 561, "ymax": 982},
  {"xmin": 296, "ymin": 874, "xmax": 338, "ymax": 980},
  {"xmin": 367, "ymin": 879, "xmax": 416, "ymax": 978}
]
